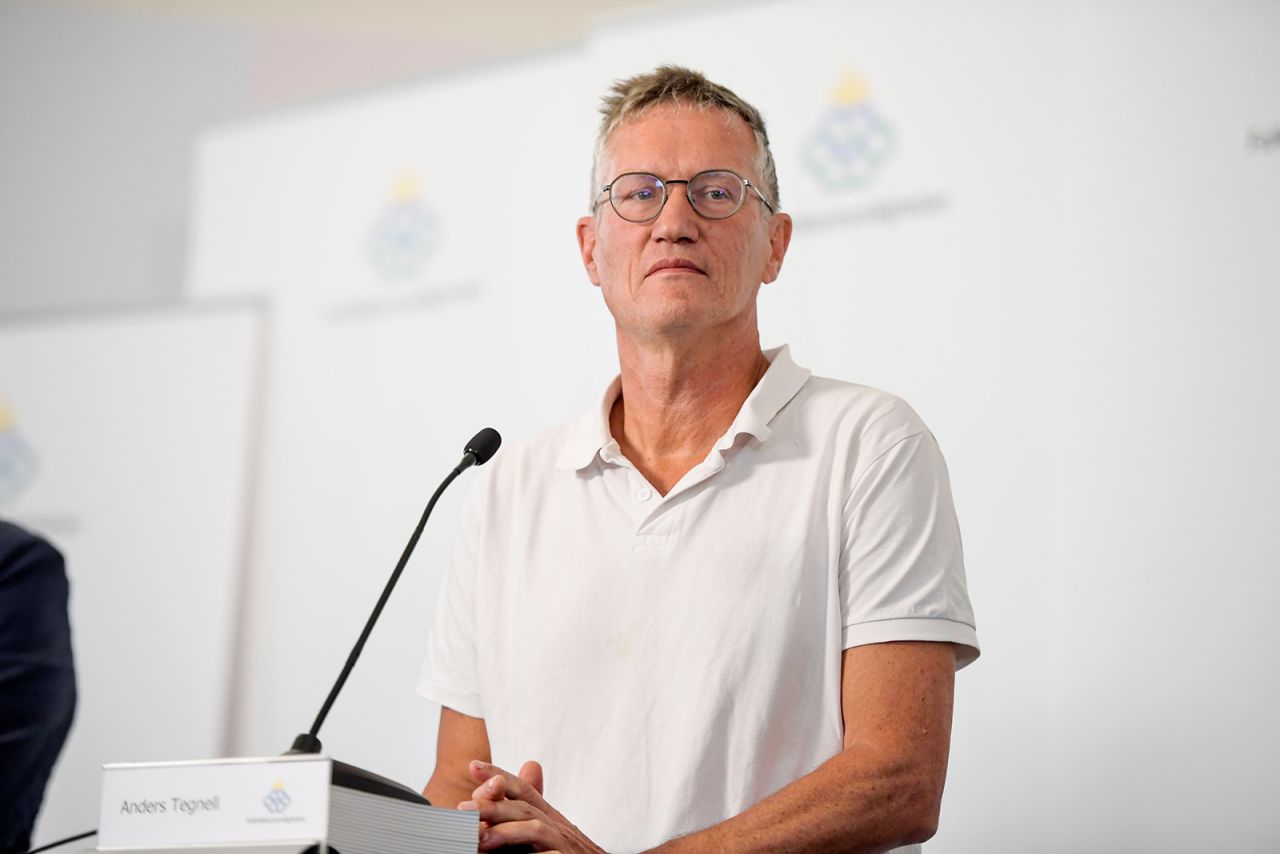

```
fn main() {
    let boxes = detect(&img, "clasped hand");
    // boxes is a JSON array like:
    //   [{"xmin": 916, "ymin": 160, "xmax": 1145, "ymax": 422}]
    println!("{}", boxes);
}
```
[{"xmin": 459, "ymin": 759, "xmax": 607, "ymax": 854}]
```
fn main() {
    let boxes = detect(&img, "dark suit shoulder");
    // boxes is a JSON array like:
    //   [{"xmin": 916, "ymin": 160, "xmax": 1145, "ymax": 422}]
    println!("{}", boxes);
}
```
[{"xmin": 0, "ymin": 520, "xmax": 66, "ymax": 587}]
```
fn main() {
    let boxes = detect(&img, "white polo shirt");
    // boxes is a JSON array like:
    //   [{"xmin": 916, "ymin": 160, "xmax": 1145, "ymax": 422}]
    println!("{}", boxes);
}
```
[{"xmin": 419, "ymin": 345, "xmax": 978, "ymax": 853}]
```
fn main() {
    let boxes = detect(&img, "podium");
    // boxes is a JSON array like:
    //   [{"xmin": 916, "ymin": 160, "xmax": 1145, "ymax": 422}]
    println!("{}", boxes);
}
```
[
  {"xmin": 92, "ymin": 847, "xmax": 315, "ymax": 853},
  {"xmin": 93, "ymin": 754, "xmax": 477, "ymax": 854}
]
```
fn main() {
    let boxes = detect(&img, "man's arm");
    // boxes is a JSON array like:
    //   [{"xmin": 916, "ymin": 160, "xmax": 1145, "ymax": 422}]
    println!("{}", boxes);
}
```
[
  {"xmin": 652, "ymin": 640, "xmax": 955, "ymax": 853},
  {"xmin": 467, "ymin": 640, "xmax": 957, "ymax": 853},
  {"xmin": 424, "ymin": 706, "xmax": 492, "ymax": 809}
]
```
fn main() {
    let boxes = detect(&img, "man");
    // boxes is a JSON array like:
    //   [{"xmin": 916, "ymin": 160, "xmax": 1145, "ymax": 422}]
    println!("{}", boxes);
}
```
[
  {"xmin": 0, "ymin": 520, "xmax": 76, "ymax": 854},
  {"xmin": 419, "ymin": 66, "xmax": 978, "ymax": 853}
]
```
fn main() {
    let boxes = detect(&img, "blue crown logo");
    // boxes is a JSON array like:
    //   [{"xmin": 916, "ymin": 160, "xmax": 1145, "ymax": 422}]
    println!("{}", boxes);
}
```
[
  {"xmin": 367, "ymin": 172, "xmax": 442, "ymax": 281},
  {"xmin": 804, "ymin": 73, "xmax": 896, "ymax": 190},
  {"xmin": 263, "ymin": 782, "xmax": 292, "ymax": 814}
]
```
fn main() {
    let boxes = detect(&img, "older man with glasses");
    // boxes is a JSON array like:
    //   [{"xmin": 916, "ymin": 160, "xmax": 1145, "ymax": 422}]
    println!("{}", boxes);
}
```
[{"xmin": 419, "ymin": 65, "xmax": 979, "ymax": 853}]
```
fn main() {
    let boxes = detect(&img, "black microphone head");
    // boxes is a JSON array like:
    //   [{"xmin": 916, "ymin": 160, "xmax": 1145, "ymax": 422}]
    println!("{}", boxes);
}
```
[{"xmin": 465, "ymin": 427, "xmax": 502, "ymax": 466}]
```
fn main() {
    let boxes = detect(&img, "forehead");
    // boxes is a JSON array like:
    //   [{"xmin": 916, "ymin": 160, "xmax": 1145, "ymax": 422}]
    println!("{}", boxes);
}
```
[{"xmin": 602, "ymin": 104, "xmax": 758, "ymax": 177}]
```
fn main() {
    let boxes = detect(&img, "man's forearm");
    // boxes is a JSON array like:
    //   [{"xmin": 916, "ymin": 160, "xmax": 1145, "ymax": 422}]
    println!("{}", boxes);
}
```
[
  {"xmin": 426, "ymin": 707, "xmax": 494, "ymax": 810},
  {"xmin": 424, "ymin": 774, "xmax": 477, "ymax": 811},
  {"xmin": 645, "ymin": 744, "xmax": 944, "ymax": 854}
]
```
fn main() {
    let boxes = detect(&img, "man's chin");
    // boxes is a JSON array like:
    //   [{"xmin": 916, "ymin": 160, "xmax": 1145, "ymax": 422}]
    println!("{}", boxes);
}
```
[{"xmin": 623, "ymin": 309, "xmax": 734, "ymax": 343}]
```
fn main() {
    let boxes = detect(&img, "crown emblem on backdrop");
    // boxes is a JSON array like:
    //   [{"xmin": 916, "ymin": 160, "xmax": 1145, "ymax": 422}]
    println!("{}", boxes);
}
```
[
  {"xmin": 367, "ymin": 170, "xmax": 442, "ymax": 282},
  {"xmin": 0, "ymin": 402, "xmax": 38, "ymax": 506},
  {"xmin": 803, "ymin": 72, "xmax": 896, "ymax": 190}
]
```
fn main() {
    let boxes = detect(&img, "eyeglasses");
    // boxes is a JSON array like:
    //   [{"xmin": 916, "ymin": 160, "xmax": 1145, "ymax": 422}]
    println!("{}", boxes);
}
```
[{"xmin": 597, "ymin": 169, "xmax": 776, "ymax": 222}]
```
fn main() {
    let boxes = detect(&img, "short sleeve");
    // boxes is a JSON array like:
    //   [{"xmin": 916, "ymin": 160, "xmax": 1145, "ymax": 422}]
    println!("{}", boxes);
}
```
[
  {"xmin": 839, "ymin": 429, "xmax": 979, "ymax": 668},
  {"xmin": 417, "ymin": 483, "xmax": 486, "ymax": 718}
]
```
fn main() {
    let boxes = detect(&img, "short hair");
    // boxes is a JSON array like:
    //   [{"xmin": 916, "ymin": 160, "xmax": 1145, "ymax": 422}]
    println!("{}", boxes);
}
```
[{"xmin": 591, "ymin": 65, "xmax": 780, "ymax": 214}]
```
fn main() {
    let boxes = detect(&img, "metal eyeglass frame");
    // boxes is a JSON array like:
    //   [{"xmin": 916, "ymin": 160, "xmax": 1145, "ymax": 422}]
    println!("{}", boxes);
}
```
[{"xmin": 596, "ymin": 169, "xmax": 777, "ymax": 222}]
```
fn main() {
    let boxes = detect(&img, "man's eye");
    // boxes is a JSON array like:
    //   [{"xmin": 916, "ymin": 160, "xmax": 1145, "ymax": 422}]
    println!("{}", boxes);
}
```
[
  {"xmin": 626, "ymin": 188, "xmax": 656, "ymax": 202},
  {"xmin": 698, "ymin": 187, "xmax": 732, "ymax": 202}
]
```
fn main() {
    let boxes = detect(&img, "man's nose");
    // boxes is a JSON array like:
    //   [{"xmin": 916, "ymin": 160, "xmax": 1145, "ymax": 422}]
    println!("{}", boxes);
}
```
[{"xmin": 651, "ymin": 186, "xmax": 700, "ymax": 242}]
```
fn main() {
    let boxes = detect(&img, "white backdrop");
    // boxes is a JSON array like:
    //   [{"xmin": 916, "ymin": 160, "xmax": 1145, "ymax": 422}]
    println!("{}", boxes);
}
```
[
  {"xmin": 178, "ymin": 0, "xmax": 1280, "ymax": 850},
  {"xmin": 0, "ymin": 305, "xmax": 260, "ymax": 847},
  {"xmin": 188, "ymin": 52, "xmax": 618, "ymax": 788}
]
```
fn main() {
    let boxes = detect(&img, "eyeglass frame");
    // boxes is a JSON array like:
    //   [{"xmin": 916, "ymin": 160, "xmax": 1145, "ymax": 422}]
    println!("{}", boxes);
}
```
[{"xmin": 594, "ymin": 168, "xmax": 777, "ymax": 222}]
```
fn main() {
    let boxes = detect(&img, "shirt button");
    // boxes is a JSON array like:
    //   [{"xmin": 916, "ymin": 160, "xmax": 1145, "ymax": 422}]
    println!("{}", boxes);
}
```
[{"xmin": 636, "ymin": 487, "xmax": 653, "ymax": 502}]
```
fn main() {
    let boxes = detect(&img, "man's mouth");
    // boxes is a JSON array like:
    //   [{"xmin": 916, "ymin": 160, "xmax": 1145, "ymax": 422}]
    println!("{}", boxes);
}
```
[{"xmin": 647, "ymin": 259, "xmax": 706, "ymax": 277}]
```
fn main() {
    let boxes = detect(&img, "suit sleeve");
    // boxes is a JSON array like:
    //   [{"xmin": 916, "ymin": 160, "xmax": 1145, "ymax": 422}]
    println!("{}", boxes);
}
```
[{"xmin": 0, "ymin": 523, "xmax": 77, "ymax": 852}]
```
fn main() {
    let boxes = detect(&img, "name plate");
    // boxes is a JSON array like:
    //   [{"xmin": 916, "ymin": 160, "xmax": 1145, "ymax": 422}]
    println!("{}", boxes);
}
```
[{"xmin": 98, "ymin": 755, "xmax": 331, "ymax": 849}]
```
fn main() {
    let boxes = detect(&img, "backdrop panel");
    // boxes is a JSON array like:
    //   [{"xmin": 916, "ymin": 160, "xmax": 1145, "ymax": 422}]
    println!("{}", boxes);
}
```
[
  {"xmin": 0, "ymin": 304, "xmax": 260, "ymax": 847},
  {"xmin": 187, "ymin": 51, "xmax": 613, "ymax": 789},
  {"xmin": 1044, "ymin": 1, "xmax": 1280, "ymax": 848}
]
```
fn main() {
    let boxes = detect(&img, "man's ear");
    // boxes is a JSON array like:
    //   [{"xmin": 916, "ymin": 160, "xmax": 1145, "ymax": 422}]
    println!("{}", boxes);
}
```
[
  {"xmin": 577, "ymin": 215, "xmax": 601, "ymax": 286},
  {"xmin": 762, "ymin": 212, "xmax": 793, "ymax": 285}
]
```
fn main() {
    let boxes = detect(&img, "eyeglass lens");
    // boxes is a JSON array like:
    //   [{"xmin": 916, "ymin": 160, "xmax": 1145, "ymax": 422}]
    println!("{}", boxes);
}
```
[{"xmin": 609, "ymin": 171, "xmax": 747, "ymax": 222}]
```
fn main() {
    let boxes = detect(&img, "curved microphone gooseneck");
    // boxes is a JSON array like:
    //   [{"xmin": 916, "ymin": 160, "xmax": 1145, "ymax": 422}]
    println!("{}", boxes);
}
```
[{"xmin": 287, "ymin": 428, "xmax": 501, "ymax": 803}]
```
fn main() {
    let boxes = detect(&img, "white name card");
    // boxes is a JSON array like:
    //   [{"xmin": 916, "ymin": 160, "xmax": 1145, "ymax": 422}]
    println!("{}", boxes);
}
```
[{"xmin": 98, "ymin": 755, "xmax": 332, "ymax": 849}]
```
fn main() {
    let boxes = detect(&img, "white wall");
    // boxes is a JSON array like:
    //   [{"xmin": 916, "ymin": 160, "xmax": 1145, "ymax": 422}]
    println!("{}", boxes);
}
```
[{"xmin": 0, "ymin": 1, "xmax": 253, "ymax": 315}]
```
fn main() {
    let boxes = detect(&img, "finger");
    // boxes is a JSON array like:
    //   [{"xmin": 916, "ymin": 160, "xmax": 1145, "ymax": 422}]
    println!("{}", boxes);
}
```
[
  {"xmin": 479, "ymin": 817, "xmax": 561, "ymax": 852},
  {"xmin": 469, "ymin": 773, "xmax": 508, "ymax": 803},
  {"xmin": 468, "ymin": 758, "xmax": 510, "ymax": 785},
  {"xmin": 470, "ymin": 761, "xmax": 553, "ymax": 813},
  {"xmin": 518, "ymin": 759, "xmax": 544, "ymax": 795},
  {"xmin": 460, "ymin": 795, "xmax": 543, "ymax": 827}
]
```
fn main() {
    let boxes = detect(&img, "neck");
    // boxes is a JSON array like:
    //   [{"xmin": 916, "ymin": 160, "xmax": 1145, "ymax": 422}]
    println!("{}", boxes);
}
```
[{"xmin": 610, "ymin": 325, "xmax": 769, "ymax": 495}]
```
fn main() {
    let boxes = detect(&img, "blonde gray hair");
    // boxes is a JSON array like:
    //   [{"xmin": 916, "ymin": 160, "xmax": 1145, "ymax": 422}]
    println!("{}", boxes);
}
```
[{"xmin": 590, "ymin": 65, "xmax": 780, "ymax": 214}]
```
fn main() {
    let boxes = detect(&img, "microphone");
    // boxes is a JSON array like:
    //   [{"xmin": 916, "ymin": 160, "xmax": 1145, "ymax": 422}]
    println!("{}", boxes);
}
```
[
  {"xmin": 459, "ymin": 426, "xmax": 501, "ymax": 470},
  {"xmin": 288, "ymin": 428, "xmax": 502, "ymax": 803}
]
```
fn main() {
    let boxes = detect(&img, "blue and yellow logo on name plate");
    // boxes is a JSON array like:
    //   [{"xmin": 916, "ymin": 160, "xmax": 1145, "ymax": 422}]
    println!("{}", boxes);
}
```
[
  {"xmin": 0, "ymin": 401, "xmax": 38, "ymax": 506},
  {"xmin": 263, "ymin": 780, "xmax": 292, "ymax": 814},
  {"xmin": 804, "ymin": 73, "xmax": 896, "ymax": 190}
]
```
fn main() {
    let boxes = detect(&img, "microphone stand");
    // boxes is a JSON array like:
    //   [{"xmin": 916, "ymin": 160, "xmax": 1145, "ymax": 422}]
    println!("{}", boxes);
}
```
[{"xmin": 286, "ymin": 429, "xmax": 501, "ymax": 804}]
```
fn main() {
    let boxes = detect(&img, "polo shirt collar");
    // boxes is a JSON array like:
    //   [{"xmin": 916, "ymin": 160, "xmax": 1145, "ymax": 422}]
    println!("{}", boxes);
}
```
[{"xmin": 554, "ymin": 345, "xmax": 812, "ymax": 472}]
